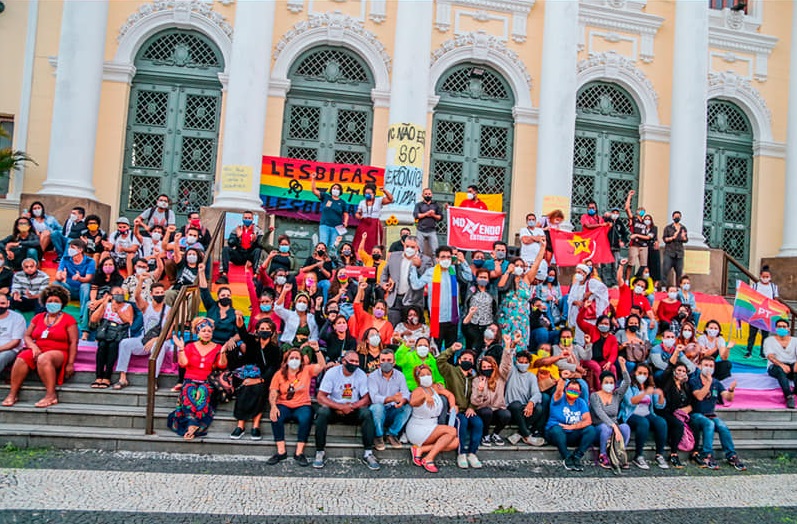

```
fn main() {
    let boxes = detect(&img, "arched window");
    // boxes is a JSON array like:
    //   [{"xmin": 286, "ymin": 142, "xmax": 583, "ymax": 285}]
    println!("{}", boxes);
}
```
[
  {"xmin": 703, "ymin": 99, "xmax": 754, "ymax": 291},
  {"xmin": 429, "ymin": 64, "xmax": 515, "ymax": 237},
  {"xmin": 121, "ymin": 29, "xmax": 224, "ymax": 221},
  {"xmin": 572, "ymin": 82, "xmax": 641, "ymax": 224}
]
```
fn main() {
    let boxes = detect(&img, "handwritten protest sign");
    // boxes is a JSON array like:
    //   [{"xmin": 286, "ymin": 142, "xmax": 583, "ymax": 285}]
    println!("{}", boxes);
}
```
[
  {"xmin": 220, "ymin": 165, "xmax": 253, "ymax": 194},
  {"xmin": 384, "ymin": 165, "xmax": 423, "ymax": 212},
  {"xmin": 387, "ymin": 123, "xmax": 425, "ymax": 169}
]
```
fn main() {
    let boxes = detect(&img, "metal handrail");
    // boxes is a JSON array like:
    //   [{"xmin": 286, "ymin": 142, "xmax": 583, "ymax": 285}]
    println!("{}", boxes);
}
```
[
  {"xmin": 720, "ymin": 250, "xmax": 797, "ymax": 334},
  {"xmin": 144, "ymin": 213, "xmax": 227, "ymax": 435}
]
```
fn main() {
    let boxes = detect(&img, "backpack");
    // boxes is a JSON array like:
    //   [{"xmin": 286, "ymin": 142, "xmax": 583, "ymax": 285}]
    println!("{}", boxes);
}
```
[
  {"xmin": 607, "ymin": 433, "xmax": 628, "ymax": 474},
  {"xmin": 674, "ymin": 409, "xmax": 695, "ymax": 451}
]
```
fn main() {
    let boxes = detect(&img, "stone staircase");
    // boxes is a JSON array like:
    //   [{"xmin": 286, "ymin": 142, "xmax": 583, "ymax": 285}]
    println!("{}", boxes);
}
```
[{"xmin": 2, "ymin": 370, "xmax": 797, "ymax": 461}]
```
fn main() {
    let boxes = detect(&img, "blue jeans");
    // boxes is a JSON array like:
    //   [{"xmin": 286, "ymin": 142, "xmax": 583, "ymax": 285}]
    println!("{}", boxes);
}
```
[
  {"xmin": 545, "ymin": 424, "xmax": 598, "ymax": 460},
  {"xmin": 690, "ymin": 413, "xmax": 736, "ymax": 459},
  {"xmin": 51, "ymin": 230, "xmax": 67, "ymax": 256},
  {"xmin": 318, "ymin": 225, "xmax": 339, "ymax": 255},
  {"xmin": 55, "ymin": 280, "xmax": 90, "ymax": 333},
  {"xmin": 369, "ymin": 402, "xmax": 412, "ymax": 438},
  {"xmin": 627, "ymin": 413, "xmax": 668, "ymax": 457},
  {"xmin": 271, "ymin": 404, "xmax": 313, "ymax": 443},
  {"xmin": 596, "ymin": 422, "xmax": 631, "ymax": 455},
  {"xmin": 455, "ymin": 412, "xmax": 483, "ymax": 454},
  {"xmin": 530, "ymin": 327, "xmax": 559, "ymax": 352},
  {"xmin": 317, "ymin": 279, "xmax": 331, "ymax": 306}
]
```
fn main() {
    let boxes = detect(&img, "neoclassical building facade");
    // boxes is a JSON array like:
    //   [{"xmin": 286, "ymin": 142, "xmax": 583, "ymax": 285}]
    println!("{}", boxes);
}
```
[{"xmin": 0, "ymin": 0, "xmax": 795, "ymax": 276}]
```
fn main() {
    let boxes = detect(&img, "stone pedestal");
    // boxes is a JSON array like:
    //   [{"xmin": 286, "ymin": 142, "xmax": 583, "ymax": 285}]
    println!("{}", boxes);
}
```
[
  {"xmin": 199, "ymin": 206, "xmax": 270, "ymax": 264},
  {"xmin": 760, "ymin": 257, "xmax": 797, "ymax": 301},
  {"xmin": 20, "ymin": 193, "xmax": 110, "ymax": 232}
]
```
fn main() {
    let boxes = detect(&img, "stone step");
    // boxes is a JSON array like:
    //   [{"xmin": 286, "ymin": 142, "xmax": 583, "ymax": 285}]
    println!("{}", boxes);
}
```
[
  {"xmin": 1, "ymin": 423, "xmax": 796, "ymax": 461},
  {"xmin": 0, "ymin": 384, "xmax": 178, "ymax": 409}
]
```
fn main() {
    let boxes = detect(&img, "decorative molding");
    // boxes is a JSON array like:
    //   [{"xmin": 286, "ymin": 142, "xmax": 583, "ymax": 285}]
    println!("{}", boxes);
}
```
[
  {"xmin": 435, "ymin": 0, "xmax": 535, "ymax": 43},
  {"xmin": 371, "ymin": 88, "xmax": 391, "ymax": 108},
  {"xmin": 709, "ymin": 50, "xmax": 753, "ymax": 81},
  {"xmin": 455, "ymin": 10, "xmax": 510, "ymax": 41},
  {"xmin": 639, "ymin": 123, "xmax": 669, "ymax": 143},
  {"xmin": 103, "ymin": 62, "xmax": 137, "ymax": 83},
  {"xmin": 271, "ymin": 11, "xmax": 392, "ymax": 102},
  {"xmin": 217, "ymin": 72, "xmax": 229, "ymax": 91},
  {"xmin": 512, "ymin": 106, "xmax": 538, "ymax": 125},
  {"xmin": 588, "ymin": 30, "xmax": 637, "ymax": 61},
  {"xmin": 708, "ymin": 6, "xmax": 762, "ymax": 33},
  {"xmin": 753, "ymin": 140, "xmax": 786, "ymax": 159},
  {"xmin": 578, "ymin": 1, "xmax": 663, "ymax": 63},
  {"xmin": 708, "ymin": 25, "xmax": 777, "ymax": 82},
  {"xmin": 369, "ymin": 0, "xmax": 387, "ymax": 23},
  {"xmin": 576, "ymin": 51, "xmax": 659, "ymax": 125},
  {"xmin": 707, "ymin": 71, "xmax": 772, "ymax": 142},
  {"xmin": 287, "ymin": 0, "xmax": 304, "ymax": 14},
  {"xmin": 118, "ymin": 0, "xmax": 232, "ymax": 41}
]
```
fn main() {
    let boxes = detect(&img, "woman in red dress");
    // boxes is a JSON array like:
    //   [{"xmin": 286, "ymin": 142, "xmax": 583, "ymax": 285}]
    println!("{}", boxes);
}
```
[
  {"xmin": 2, "ymin": 285, "xmax": 78, "ymax": 408},
  {"xmin": 353, "ymin": 184, "xmax": 393, "ymax": 254}
]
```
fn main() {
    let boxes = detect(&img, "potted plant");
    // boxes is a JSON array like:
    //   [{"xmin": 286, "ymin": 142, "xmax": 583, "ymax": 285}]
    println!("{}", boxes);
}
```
[{"xmin": 0, "ymin": 126, "xmax": 37, "ymax": 197}]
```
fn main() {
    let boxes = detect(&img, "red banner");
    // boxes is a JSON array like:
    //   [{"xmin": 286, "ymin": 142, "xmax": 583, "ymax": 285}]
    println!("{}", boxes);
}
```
[
  {"xmin": 549, "ymin": 227, "xmax": 614, "ymax": 266},
  {"xmin": 341, "ymin": 265, "xmax": 377, "ymax": 280},
  {"xmin": 446, "ymin": 207, "xmax": 506, "ymax": 251}
]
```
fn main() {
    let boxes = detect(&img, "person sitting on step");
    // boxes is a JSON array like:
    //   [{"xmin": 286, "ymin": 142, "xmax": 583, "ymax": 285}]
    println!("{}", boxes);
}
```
[{"xmin": 215, "ymin": 210, "xmax": 262, "ymax": 285}]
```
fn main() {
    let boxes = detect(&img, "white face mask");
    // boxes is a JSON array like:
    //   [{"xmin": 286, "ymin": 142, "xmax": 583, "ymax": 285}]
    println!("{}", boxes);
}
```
[
  {"xmin": 404, "ymin": 247, "xmax": 416, "ymax": 258},
  {"xmin": 186, "ymin": 236, "xmax": 198, "ymax": 244},
  {"xmin": 682, "ymin": 283, "xmax": 691, "ymax": 291},
  {"xmin": 682, "ymin": 330, "xmax": 693, "ymax": 339},
  {"xmin": 295, "ymin": 302, "xmax": 308, "ymax": 312},
  {"xmin": 484, "ymin": 328, "xmax": 495, "ymax": 340},
  {"xmin": 513, "ymin": 266, "xmax": 524, "ymax": 276},
  {"xmin": 466, "ymin": 193, "xmax": 475, "ymax": 200},
  {"xmin": 32, "ymin": 209, "xmax": 43, "ymax": 218},
  {"xmin": 706, "ymin": 328, "xmax": 719, "ymax": 337},
  {"xmin": 151, "ymin": 232, "xmax": 162, "ymax": 242},
  {"xmin": 635, "ymin": 374, "xmax": 647, "ymax": 384},
  {"xmin": 668, "ymin": 292, "xmax": 678, "ymax": 300},
  {"xmin": 69, "ymin": 213, "xmax": 79, "ymax": 222},
  {"xmin": 415, "ymin": 345, "xmax": 430, "ymax": 358},
  {"xmin": 574, "ymin": 273, "xmax": 584, "ymax": 283},
  {"xmin": 439, "ymin": 259, "xmax": 452, "ymax": 269},
  {"xmin": 275, "ymin": 276, "xmax": 287, "ymax": 286},
  {"xmin": 331, "ymin": 189, "xmax": 341, "ymax": 197},
  {"xmin": 135, "ymin": 267, "xmax": 147, "ymax": 275},
  {"xmin": 186, "ymin": 254, "xmax": 198, "ymax": 264},
  {"xmin": 635, "ymin": 286, "xmax": 646, "ymax": 294},
  {"xmin": 601, "ymin": 383, "xmax": 615, "ymax": 394},
  {"xmin": 287, "ymin": 358, "xmax": 301, "ymax": 370},
  {"xmin": 368, "ymin": 334, "xmax": 382, "ymax": 347},
  {"xmin": 760, "ymin": 277, "xmax": 771, "ymax": 284},
  {"xmin": 418, "ymin": 375, "xmax": 433, "ymax": 388},
  {"xmin": 157, "ymin": 201, "xmax": 169, "ymax": 209},
  {"xmin": 662, "ymin": 338, "xmax": 675, "ymax": 348}
]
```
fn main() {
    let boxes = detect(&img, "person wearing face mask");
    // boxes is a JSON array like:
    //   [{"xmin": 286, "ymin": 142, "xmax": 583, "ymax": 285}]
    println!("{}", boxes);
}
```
[
  {"xmin": 0, "ymin": 293, "xmax": 28, "ymax": 378},
  {"xmin": 2, "ymin": 286, "xmax": 78, "ymax": 408},
  {"xmin": 357, "ymin": 327, "xmax": 386, "ymax": 374},
  {"xmin": 351, "ymin": 278, "xmax": 394, "ymax": 345},
  {"xmin": 216, "ymin": 211, "xmax": 263, "ymax": 285},
  {"xmin": 78, "ymin": 215, "xmax": 107, "ymax": 266},
  {"xmin": 567, "ymin": 263, "xmax": 610, "ymax": 346},
  {"xmin": 491, "ymin": 241, "xmax": 510, "ymax": 276},
  {"xmin": 459, "ymin": 184, "xmax": 487, "ymax": 210},
  {"xmin": 301, "ymin": 242, "xmax": 333, "ymax": 304},
  {"xmin": 311, "ymin": 175, "xmax": 349, "ymax": 252},
  {"xmin": 353, "ymin": 183, "xmax": 393, "ymax": 254},
  {"xmin": 381, "ymin": 235, "xmax": 432, "ymax": 325},
  {"xmin": 26, "ymin": 201, "xmax": 61, "ymax": 253},
  {"xmin": 505, "ymin": 346, "xmax": 546, "ymax": 447},
  {"xmin": 676, "ymin": 321, "xmax": 699, "ymax": 358},
  {"xmin": 650, "ymin": 331, "xmax": 696, "ymax": 383},
  {"xmin": 260, "ymin": 235, "xmax": 296, "ymax": 277},
  {"xmin": 393, "ymin": 305, "xmax": 433, "ymax": 349},
  {"xmin": 589, "ymin": 357, "xmax": 631, "ymax": 469},
  {"xmin": 496, "ymin": 248, "xmax": 546, "ymax": 352},
  {"xmin": 645, "ymin": 215, "xmax": 661, "ymax": 285},
  {"xmin": 656, "ymin": 285, "xmax": 682, "ymax": 333},
  {"xmin": 436, "ymin": 342, "xmax": 484, "ymax": 469},
  {"xmin": 136, "ymin": 193, "xmax": 176, "ymax": 230},
  {"xmin": 658, "ymin": 361, "xmax": 694, "ymax": 469},
  {"xmin": 54, "ymin": 239, "xmax": 95, "ymax": 337},
  {"xmin": 121, "ymin": 257, "xmax": 163, "ymax": 306},
  {"xmin": 677, "ymin": 276, "xmax": 701, "ymax": 328},
  {"xmin": 229, "ymin": 315, "xmax": 282, "ymax": 442},
  {"xmin": 413, "ymin": 188, "xmax": 443, "ymax": 257},
  {"xmin": 0, "ymin": 217, "xmax": 42, "ymax": 271},
  {"xmin": 395, "ymin": 336, "xmax": 444, "ymax": 391},
  {"xmin": 168, "ymin": 318, "xmax": 228, "ymax": 440},
  {"xmin": 745, "ymin": 266, "xmax": 779, "ymax": 358},
  {"xmin": 387, "ymin": 227, "xmax": 412, "ymax": 253},
  {"xmin": 623, "ymin": 190, "xmax": 653, "ymax": 276},
  {"xmin": 580, "ymin": 200, "xmax": 608, "ymax": 231},
  {"xmin": 314, "ymin": 350, "xmax": 380, "ymax": 470},
  {"xmin": 470, "ymin": 346, "xmax": 513, "ymax": 448},
  {"xmin": 468, "ymin": 250, "xmax": 496, "ymax": 283},
  {"xmin": 620, "ymin": 363, "xmax": 669, "ymax": 470},
  {"xmin": 615, "ymin": 313, "xmax": 651, "ymax": 371},
  {"xmin": 164, "ymin": 246, "xmax": 202, "ymax": 306},
  {"xmin": 268, "ymin": 346, "xmax": 326, "ymax": 466},
  {"xmin": 197, "ymin": 262, "xmax": 241, "ymax": 353},
  {"xmin": 763, "ymin": 318, "xmax": 797, "ymax": 408},
  {"xmin": 406, "ymin": 364, "xmax": 459, "ymax": 473},
  {"xmin": 320, "ymin": 314, "xmax": 357, "ymax": 363},
  {"xmin": 50, "ymin": 206, "xmax": 86, "ymax": 261},
  {"xmin": 275, "ymin": 283, "xmax": 319, "ymax": 349},
  {"xmin": 661, "ymin": 211, "xmax": 689, "ymax": 287},
  {"xmin": 545, "ymin": 378, "xmax": 598, "ymax": 472},
  {"xmin": 131, "ymin": 218, "xmax": 164, "ymax": 271},
  {"xmin": 411, "ymin": 246, "xmax": 472, "ymax": 351},
  {"xmin": 538, "ymin": 209, "xmax": 564, "ymax": 265},
  {"xmin": 535, "ymin": 267, "xmax": 564, "ymax": 327},
  {"xmin": 10, "ymin": 258, "xmax": 50, "ymax": 313},
  {"xmin": 600, "ymin": 207, "xmax": 629, "ymax": 287},
  {"xmin": 89, "ymin": 286, "xmax": 133, "ymax": 389},
  {"xmin": 114, "ymin": 282, "xmax": 171, "ymax": 390},
  {"xmin": 687, "ymin": 356, "xmax": 745, "ymax": 471},
  {"xmin": 327, "ymin": 268, "xmax": 357, "ymax": 319},
  {"xmin": 367, "ymin": 349, "xmax": 411, "ymax": 451},
  {"xmin": 462, "ymin": 268, "xmax": 498, "ymax": 350},
  {"xmin": 102, "ymin": 217, "xmax": 140, "ymax": 276},
  {"xmin": 90, "ymin": 257, "xmax": 123, "ymax": 314},
  {"xmin": 336, "ymin": 242, "xmax": 359, "ymax": 268},
  {"xmin": 615, "ymin": 260, "xmax": 657, "ymax": 333},
  {"xmin": 576, "ymin": 312, "xmax": 619, "ymax": 392},
  {"xmin": 696, "ymin": 320, "xmax": 732, "ymax": 380},
  {"xmin": 518, "ymin": 213, "xmax": 547, "ymax": 272},
  {"xmin": 552, "ymin": 327, "xmax": 591, "ymax": 380}
]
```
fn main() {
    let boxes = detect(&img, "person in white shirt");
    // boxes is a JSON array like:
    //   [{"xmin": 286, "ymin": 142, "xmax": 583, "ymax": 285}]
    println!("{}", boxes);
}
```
[
  {"xmin": 103, "ymin": 217, "xmax": 140, "ymax": 275},
  {"xmin": 0, "ymin": 293, "xmax": 28, "ymax": 373},
  {"xmin": 746, "ymin": 266, "xmax": 779, "ymax": 358},
  {"xmin": 763, "ymin": 317, "xmax": 797, "ymax": 408},
  {"xmin": 518, "ymin": 213, "xmax": 547, "ymax": 273}
]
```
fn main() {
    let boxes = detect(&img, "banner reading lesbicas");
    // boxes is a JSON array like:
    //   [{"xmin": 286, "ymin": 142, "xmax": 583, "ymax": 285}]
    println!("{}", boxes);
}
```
[
  {"xmin": 260, "ymin": 156, "xmax": 385, "ymax": 220},
  {"xmin": 447, "ymin": 206, "xmax": 506, "ymax": 251}
]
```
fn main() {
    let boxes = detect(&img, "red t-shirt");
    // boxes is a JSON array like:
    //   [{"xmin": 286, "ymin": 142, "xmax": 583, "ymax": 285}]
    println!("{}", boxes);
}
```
[
  {"xmin": 616, "ymin": 283, "xmax": 651, "ymax": 318},
  {"xmin": 30, "ymin": 312, "xmax": 77, "ymax": 354},
  {"xmin": 182, "ymin": 342, "xmax": 222, "ymax": 382},
  {"xmin": 460, "ymin": 198, "xmax": 488, "ymax": 210},
  {"xmin": 240, "ymin": 226, "xmax": 256, "ymax": 250},
  {"xmin": 657, "ymin": 299, "xmax": 681, "ymax": 324}
]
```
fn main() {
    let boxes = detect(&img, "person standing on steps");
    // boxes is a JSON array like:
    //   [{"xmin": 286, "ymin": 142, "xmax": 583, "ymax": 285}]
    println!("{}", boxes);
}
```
[
  {"xmin": 661, "ymin": 211, "xmax": 688, "ymax": 288},
  {"xmin": 312, "ymin": 175, "xmax": 349, "ymax": 254},
  {"xmin": 413, "ymin": 188, "xmax": 443, "ymax": 257},
  {"xmin": 745, "ymin": 266, "xmax": 779, "ymax": 358},
  {"xmin": 459, "ymin": 185, "xmax": 488, "ymax": 211}
]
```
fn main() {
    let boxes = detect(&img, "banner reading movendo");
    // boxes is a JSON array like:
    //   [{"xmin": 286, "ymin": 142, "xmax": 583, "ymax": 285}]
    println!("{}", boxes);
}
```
[{"xmin": 446, "ymin": 206, "xmax": 506, "ymax": 251}]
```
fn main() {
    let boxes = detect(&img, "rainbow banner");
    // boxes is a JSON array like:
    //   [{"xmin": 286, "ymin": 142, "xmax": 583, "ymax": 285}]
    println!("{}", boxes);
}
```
[
  {"xmin": 260, "ymin": 156, "xmax": 385, "ymax": 219},
  {"xmin": 732, "ymin": 281, "xmax": 790, "ymax": 332}
]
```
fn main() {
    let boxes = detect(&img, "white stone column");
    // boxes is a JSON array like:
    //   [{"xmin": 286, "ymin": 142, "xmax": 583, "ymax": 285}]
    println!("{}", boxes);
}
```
[
  {"xmin": 534, "ymin": 0, "xmax": 579, "ymax": 227},
  {"xmin": 213, "ymin": 0, "xmax": 276, "ymax": 210},
  {"xmin": 382, "ymin": 0, "xmax": 434, "ymax": 223},
  {"xmin": 667, "ymin": 0, "xmax": 710, "ymax": 246},
  {"xmin": 779, "ymin": 1, "xmax": 797, "ymax": 256},
  {"xmin": 39, "ymin": 0, "xmax": 109, "ymax": 199}
]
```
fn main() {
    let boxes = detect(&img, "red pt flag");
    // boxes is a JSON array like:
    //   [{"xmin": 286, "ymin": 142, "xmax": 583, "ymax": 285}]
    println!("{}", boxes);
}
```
[{"xmin": 549, "ymin": 227, "xmax": 614, "ymax": 266}]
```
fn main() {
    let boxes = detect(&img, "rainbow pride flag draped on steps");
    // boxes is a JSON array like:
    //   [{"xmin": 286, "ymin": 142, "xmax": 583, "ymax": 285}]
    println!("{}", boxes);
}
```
[{"xmin": 732, "ymin": 281, "xmax": 790, "ymax": 331}]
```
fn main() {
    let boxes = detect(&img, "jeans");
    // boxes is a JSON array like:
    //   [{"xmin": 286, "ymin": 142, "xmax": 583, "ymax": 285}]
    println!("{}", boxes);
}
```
[
  {"xmin": 51, "ymin": 230, "xmax": 68, "ymax": 256},
  {"xmin": 455, "ymin": 412, "xmax": 483, "ymax": 454},
  {"xmin": 690, "ymin": 413, "xmax": 736, "ymax": 459},
  {"xmin": 0, "ymin": 349, "xmax": 18, "ymax": 374},
  {"xmin": 115, "ymin": 336, "xmax": 169, "ymax": 376},
  {"xmin": 596, "ymin": 422, "xmax": 631, "ymax": 455},
  {"xmin": 476, "ymin": 406, "xmax": 511, "ymax": 436},
  {"xmin": 545, "ymin": 424, "xmax": 598, "ymax": 460},
  {"xmin": 11, "ymin": 297, "xmax": 44, "ymax": 314},
  {"xmin": 416, "ymin": 229, "xmax": 439, "ymax": 258},
  {"xmin": 627, "ymin": 413, "xmax": 668, "ymax": 457},
  {"xmin": 55, "ymin": 281, "xmax": 91, "ymax": 333},
  {"xmin": 369, "ymin": 402, "xmax": 412, "ymax": 438},
  {"xmin": 660, "ymin": 411, "xmax": 686, "ymax": 453},
  {"xmin": 767, "ymin": 365, "xmax": 797, "ymax": 400},
  {"xmin": 272, "ymin": 404, "xmax": 313, "ymax": 443},
  {"xmin": 507, "ymin": 401, "xmax": 546, "ymax": 438},
  {"xmin": 318, "ymin": 225, "xmax": 339, "ymax": 254},
  {"xmin": 314, "ymin": 405, "xmax": 375, "ymax": 451},
  {"xmin": 661, "ymin": 254, "xmax": 684, "ymax": 288}
]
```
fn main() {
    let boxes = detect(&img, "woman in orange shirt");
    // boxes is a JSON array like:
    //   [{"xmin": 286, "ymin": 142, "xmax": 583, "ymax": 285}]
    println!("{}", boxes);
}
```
[
  {"xmin": 268, "ymin": 342, "xmax": 326, "ymax": 467},
  {"xmin": 349, "ymin": 277, "xmax": 393, "ymax": 344}
]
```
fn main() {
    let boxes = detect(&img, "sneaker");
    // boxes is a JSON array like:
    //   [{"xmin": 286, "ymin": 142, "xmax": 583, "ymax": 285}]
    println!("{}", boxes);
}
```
[
  {"xmin": 386, "ymin": 435, "xmax": 402, "ymax": 449},
  {"xmin": 250, "ymin": 428, "xmax": 262, "ymax": 441},
  {"xmin": 727, "ymin": 455, "xmax": 747, "ymax": 471},
  {"xmin": 787, "ymin": 395, "xmax": 795, "ymax": 409},
  {"xmin": 266, "ymin": 452, "xmax": 287, "ymax": 465},
  {"xmin": 598, "ymin": 453, "xmax": 611, "ymax": 469},
  {"xmin": 480, "ymin": 435, "xmax": 492, "ymax": 447},
  {"xmin": 669, "ymin": 454, "xmax": 684, "ymax": 469},
  {"xmin": 507, "ymin": 433, "xmax": 522, "ymax": 446},
  {"xmin": 361, "ymin": 453, "xmax": 381, "ymax": 471},
  {"xmin": 294, "ymin": 453, "xmax": 309, "ymax": 467},
  {"xmin": 571, "ymin": 456, "xmax": 585, "ymax": 472},
  {"xmin": 563, "ymin": 456, "xmax": 576, "ymax": 471},
  {"xmin": 457, "ymin": 454, "xmax": 469, "ymax": 469},
  {"xmin": 743, "ymin": 351, "xmax": 752, "ymax": 359},
  {"xmin": 691, "ymin": 452, "xmax": 706, "ymax": 468},
  {"xmin": 215, "ymin": 274, "xmax": 229, "ymax": 285},
  {"xmin": 704, "ymin": 454, "xmax": 719, "ymax": 470},
  {"xmin": 467, "ymin": 453, "xmax": 483, "ymax": 469},
  {"xmin": 525, "ymin": 436, "xmax": 546, "ymax": 447},
  {"xmin": 655, "ymin": 454, "xmax": 670, "ymax": 469},
  {"xmin": 230, "ymin": 427, "xmax": 245, "ymax": 440},
  {"xmin": 374, "ymin": 436, "xmax": 386, "ymax": 451},
  {"xmin": 491, "ymin": 433, "xmax": 505, "ymax": 446},
  {"xmin": 633, "ymin": 456, "xmax": 650, "ymax": 470},
  {"xmin": 312, "ymin": 451, "xmax": 326, "ymax": 469}
]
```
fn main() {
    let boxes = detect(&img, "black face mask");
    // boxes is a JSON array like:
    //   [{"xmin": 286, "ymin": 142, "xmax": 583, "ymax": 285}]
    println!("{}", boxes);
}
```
[
  {"xmin": 628, "ymin": 325, "xmax": 640, "ymax": 333},
  {"xmin": 423, "ymin": 195, "xmax": 432, "ymax": 202},
  {"xmin": 344, "ymin": 362, "xmax": 359, "ymax": 373},
  {"xmin": 0, "ymin": 306, "xmax": 8, "ymax": 315},
  {"xmin": 673, "ymin": 217, "xmax": 681, "ymax": 223},
  {"xmin": 152, "ymin": 295, "xmax": 165, "ymax": 304},
  {"xmin": 459, "ymin": 360, "xmax": 474, "ymax": 371},
  {"xmin": 218, "ymin": 297, "xmax": 232, "ymax": 307},
  {"xmin": 258, "ymin": 331, "xmax": 272, "ymax": 340},
  {"xmin": 481, "ymin": 368, "xmax": 494, "ymax": 378},
  {"xmin": 317, "ymin": 250, "xmax": 326, "ymax": 257},
  {"xmin": 372, "ymin": 253, "xmax": 382, "ymax": 261}
]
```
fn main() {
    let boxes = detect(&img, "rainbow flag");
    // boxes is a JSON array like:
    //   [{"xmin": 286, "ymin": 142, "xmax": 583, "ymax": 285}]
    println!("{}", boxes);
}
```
[{"xmin": 732, "ymin": 281, "xmax": 790, "ymax": 332}]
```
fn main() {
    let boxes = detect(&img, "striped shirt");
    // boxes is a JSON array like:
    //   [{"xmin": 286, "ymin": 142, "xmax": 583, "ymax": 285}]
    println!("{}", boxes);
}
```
[{"xmin": 11, "ymin": 269, "xmax": 51, "ymax": 296}]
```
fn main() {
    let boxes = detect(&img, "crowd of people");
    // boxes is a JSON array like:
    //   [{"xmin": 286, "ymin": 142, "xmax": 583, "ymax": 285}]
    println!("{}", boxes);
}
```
[{"xmin": 0, "ymin": 185, "xmax": 793, "ymax": 474}]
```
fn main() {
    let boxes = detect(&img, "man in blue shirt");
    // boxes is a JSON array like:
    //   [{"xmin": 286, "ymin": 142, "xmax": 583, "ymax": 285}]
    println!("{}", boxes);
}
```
[
  {"xmin": 54, "ymin": 239, "xmax": 95, "ymax": 336},
  {"xmin": 688, "ymin": 356, "xmax": 746, "ymax": 471},
  {"xmin": 545, "ymin": 378, "xmax": 597, "ymax": 471}
]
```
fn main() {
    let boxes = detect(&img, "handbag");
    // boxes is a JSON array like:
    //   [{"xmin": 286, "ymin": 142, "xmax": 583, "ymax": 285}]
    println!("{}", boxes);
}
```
[
  {"xmin": 96, "ymin": 320, "xmax": 130, "ymax": 343},
  {"xmin": 142, "ymin": 306, "xmax": 167, "ymax": 345},
  {"xmin": 607, "ymin": 433, "xmax": 628, "ymax": 473},
  {"xmin": 626, "ymin": 341, "xmax": 651, "ymax": 363},
  {"xmin": 674, "ymin": 409, "xmax": 695, "ymax": 451}
]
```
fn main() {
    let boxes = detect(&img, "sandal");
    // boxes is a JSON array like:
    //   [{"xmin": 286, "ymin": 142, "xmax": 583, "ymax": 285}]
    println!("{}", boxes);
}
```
[
  {"xmin": 411, "ymin": 446, "xmax": 423, "ymax": 467},
  {"xmin": 421, "ymin": 459, "xmax": 438, "ymax": 473},
  {"xmin": 184, "ymin": 426, "xmax": 198, "ymax": 440},
  {"xmin": 96, "ymin": 382, "xmax": 110, "ymax": 389},
  {"xmin": 112, "ymin": 380, "xmax": 130, "ymax": 390},
  {"xmin": 90, "ymin": 381, "xmax": 102, "ymax": 389},
  {"xmin": 171, "ymin": 383, "xmax": 183, "ymax": 392},
  {"xmin": 1, "ymin": 396, "xmax": 18, "ymax": 407},
  {"xmin": 34, "ymin": 397, "xmax": 58, "ymax": 408}
]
